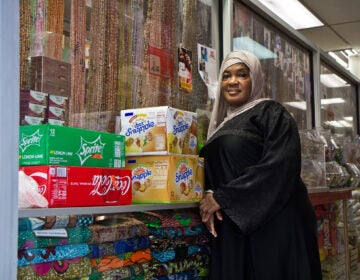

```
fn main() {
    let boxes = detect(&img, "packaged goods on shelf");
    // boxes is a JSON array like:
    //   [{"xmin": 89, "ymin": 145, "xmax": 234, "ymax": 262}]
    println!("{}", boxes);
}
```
[
  {"xmin": 344, "ymin": 163, "xmax": 360, "ymax": 188},
  {"xmin": 299, "ymin": 130, "xmax": 327, "ymax": 189},
  {"xmin": 120, "ymin": 106, "xmax": 197, "ymax": 156},
  {"xmin": 19, "ymin": 124, "xmax": 125, "ymax": 167},
  {"xmin": 30, "ymin": 56, "xmax": 72, "ymax": 97},
  {"xmin": 20, "ymin": 90, "xmax": 69, "ymax": 126},
  {"xmin": 20, "ymin": 166, "xmax": 132, "ymax": 207},
  {"xmin": 126, "ymin": 155, "xmax": 204, "ymax": 203},
  {"xmin": 325, "ymin": 161, "xmax": 350, "ymax": 188}
]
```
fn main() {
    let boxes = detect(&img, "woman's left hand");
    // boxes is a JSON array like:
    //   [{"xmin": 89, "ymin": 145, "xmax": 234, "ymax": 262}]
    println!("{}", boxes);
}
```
[{"xmin": 200, "ymin": 193, "xmax": 222, "ymax": 237}]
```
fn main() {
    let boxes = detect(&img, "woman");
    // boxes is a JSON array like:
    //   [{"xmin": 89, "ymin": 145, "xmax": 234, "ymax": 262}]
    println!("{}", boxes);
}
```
[{"xmin": 199, "ymin": 50, "xmax": 322, "ymax": 279}]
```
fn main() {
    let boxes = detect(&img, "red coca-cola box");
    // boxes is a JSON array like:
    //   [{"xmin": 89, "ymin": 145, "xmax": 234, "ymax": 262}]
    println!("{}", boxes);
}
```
[{"xmin": 20, "ymin": 166, "xmax": 132, "ymax": 207}]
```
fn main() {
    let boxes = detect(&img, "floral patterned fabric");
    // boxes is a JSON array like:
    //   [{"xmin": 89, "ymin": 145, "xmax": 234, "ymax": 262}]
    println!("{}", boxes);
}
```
[
  {"xmin": 18, "ymin": 243, "xmax": 90, "ymax": 267},
  {"xmin": 88, "ymin": 236, "xmax": 150, "ymax": 258},
  {"xmin": 17, "ymin": 257, "xmax": 92, "ymax": 280},
  {"xmin": 90, "ymin": 249, "xmax": 152, "ymax": 273}
]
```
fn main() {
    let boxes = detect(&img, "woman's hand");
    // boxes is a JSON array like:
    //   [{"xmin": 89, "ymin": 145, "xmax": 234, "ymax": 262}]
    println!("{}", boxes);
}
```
[{"xmin": 199, "ymin": 193, "xmax": 222, "ymax": 237}]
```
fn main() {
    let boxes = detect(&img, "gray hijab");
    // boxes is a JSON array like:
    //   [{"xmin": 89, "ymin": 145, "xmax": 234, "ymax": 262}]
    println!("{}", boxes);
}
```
[{"xmin": 207, "ymin": 50, "xmax": 269, "ymax": 139}]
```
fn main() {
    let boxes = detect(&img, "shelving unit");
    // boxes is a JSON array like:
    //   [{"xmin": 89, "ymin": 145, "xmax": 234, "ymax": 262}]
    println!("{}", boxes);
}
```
[
  {"xmin": 309, "ymin": 187, "xmax": 354, "ymax": 280},
  {"xmin": 18, "ymin": 202, "xmax": 199, "ymax": 218}
]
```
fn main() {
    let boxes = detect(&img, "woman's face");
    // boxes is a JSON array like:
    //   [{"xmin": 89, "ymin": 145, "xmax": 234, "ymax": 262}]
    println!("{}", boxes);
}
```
[{"xmin": 221, "ymin": 63, "xmax": 252, "ymax": 107}]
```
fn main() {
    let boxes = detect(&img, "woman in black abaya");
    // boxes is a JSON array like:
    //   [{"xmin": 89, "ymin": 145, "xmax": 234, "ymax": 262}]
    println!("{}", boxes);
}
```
[{"xmin": 199, "ymin": 50, "xmax": 322, "ymax": 279}]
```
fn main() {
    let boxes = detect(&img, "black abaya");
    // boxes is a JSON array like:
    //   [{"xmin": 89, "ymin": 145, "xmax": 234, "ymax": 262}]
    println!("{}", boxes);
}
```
[{"xmin": 200, "ymin": 100, "xmax": 322, "ymax": 279}]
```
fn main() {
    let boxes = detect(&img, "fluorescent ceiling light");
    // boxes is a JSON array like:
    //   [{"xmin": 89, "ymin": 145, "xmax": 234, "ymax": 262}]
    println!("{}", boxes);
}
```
[
  {"xmin": 256, "ymin": 0, "xmax": 323, "ymax": 29},
  {"xmin": 233, "ymin": 37, "xmax": 276, "ymax": 59},
  {"xmin": 344, "ymin": 116, "xmax": 353, "ymax": 121},
  {"xmin": 338, "ymin": 120, "xmax": 352, "ymax": 127},
  {"xmin": 328, "ymin": 52, "xmax": 348, "ymax": 68},
  {"xmin": 320, "ymin": 98, "xmax": 345, "ymax": 105},
  {"xmin": 324, "ymin": 120, "xmax": 343, "ymax": 128},
  {"xmin": 320, "ymin": 74, "xmax": 349, "ymax": 88},
  {"xmin": 284, "ymin": 101, "xmax": 307, "ymax": 111}
]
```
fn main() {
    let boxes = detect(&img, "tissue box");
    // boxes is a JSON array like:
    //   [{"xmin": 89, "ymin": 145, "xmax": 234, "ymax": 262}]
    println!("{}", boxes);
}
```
[
  {"xmin": 120, "ymin": 106, "xmax": 197, "ymax": 155},
  {"xmin": 19, "ymin": 124, "xmax": 125, "ymax": 167},
  {"xmin": 125, "ymin": 155, "xmax": 204, "ymax": 203},
  {"xmin": 20, "ymin": 166, "xmax": 132, "ymax": 207}
]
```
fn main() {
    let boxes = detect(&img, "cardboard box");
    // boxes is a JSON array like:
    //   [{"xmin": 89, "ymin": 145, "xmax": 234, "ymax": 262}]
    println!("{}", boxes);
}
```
[
  {"xmin": 20, "ymin": 166, "xmax": 132, "ymax": 207},
  {"xmin": 19, "ymin": 124, "xmax": 125, "ymax": 167},
  {"xmin": 125, "ymin": 155, "xmax": 204, "ymax": 203},
  {"xmin": 20, "ymin": 90, "xmax": 48, "ymax": 106},
  {"xmin": 30, "ymin": 56, "xmax": 72, "ymax": 97},
  {"xmin": 120, "ymin": 106, "xmax": 197, "ymax": 155},
  {"xmin": 20, "ymin": 116, "xmax": 45, "ymax": 126}
]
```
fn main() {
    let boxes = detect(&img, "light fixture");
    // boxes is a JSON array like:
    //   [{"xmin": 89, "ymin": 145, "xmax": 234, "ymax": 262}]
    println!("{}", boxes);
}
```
[
  {"xmin": 328, "ymin": 52, "xmax": 348, "ymax": 69},
  {"xmin": 344, "ymin": 116, "xmax": 353, "ymax": 121},
  {"xmin": 255, "ymin": 0, "xmax": 323, "ymax": 30},
  {"xmin": 233, "ymin": 37, "xmax": 276, "ymax": 59},
  {"xmin": 320, "ymin": 74, "xmax": 349, "ymax": 88},
  {"xmin": 320, "ymin": 98, "xmax": 345, "ymax": 105},
  {"xmin": 284, "ymin": 101, "xmax": 307, "ymax": 111}
]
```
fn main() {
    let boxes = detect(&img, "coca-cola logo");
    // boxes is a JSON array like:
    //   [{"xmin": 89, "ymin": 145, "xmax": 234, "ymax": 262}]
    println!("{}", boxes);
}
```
[
  {"xmin": 29, "ymin": 171, "xmax": 47, "ymax": 195},
  {"xmin": 90, "ymin": 175, "xmax": 131, "ymax": 197}
]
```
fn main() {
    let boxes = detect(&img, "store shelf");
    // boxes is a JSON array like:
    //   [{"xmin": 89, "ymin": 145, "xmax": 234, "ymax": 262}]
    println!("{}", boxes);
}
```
[
  {"xmin": 18, "ymin": 202, "xmax": 199, "ymax": 218},
  {"xmin": 308, "ymin": 187, "xmax": 354, "ymax": 205}
]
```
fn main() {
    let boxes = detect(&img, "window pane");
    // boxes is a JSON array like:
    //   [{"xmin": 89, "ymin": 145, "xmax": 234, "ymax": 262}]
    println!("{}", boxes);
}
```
[
  {"xmin": 320, "ymin": 63, "xmax": 357, "ymax": 138},
  {"xmin": 232, "ymin": 1, "xmax": 312, "ymax": 129}
]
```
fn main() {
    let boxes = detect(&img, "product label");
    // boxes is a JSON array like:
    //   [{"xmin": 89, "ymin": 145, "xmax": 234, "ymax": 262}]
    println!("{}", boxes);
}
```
[
  {"xmin": 33, "ymin": 229, "xmax": 68, "ymax": 238},
  {"xmin": 19, "ymin": 129, "xmax": 43, "ymax": 153},
  {"xmin": 76, "ymin": 135, "xmax": 105, "ymax": 165}
]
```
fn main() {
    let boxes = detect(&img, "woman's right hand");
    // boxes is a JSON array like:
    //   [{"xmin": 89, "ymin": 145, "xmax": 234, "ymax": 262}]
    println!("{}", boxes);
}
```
[{"xmin": 199, "ymin": 193, "xmax": 222, "ymax": 237}]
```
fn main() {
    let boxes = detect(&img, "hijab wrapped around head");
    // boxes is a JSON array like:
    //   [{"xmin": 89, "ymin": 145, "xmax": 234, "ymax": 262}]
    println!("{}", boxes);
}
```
[{"xmin": 207, "ymin": 50, "xmax": 269, "ymax": 139}]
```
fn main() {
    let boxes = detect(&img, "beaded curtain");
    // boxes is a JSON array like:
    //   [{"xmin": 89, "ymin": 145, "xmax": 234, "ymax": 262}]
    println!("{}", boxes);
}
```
[{"xmin": 19, "ymin": 0, "xmax": 214, "ymax": 133}]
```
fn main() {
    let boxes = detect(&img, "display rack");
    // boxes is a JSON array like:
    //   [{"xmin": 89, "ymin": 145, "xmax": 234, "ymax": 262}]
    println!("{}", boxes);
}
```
[
  {"xmin": 309, "ymin": 187, "xmax": 354, "ymax": 280},
  {"xmin": 18, "ymin": 202, "xmax": 199, "ymax": 218},
  {"xmin": 308, "ymin": 187, "xmax": 353, "ymax": 205}
]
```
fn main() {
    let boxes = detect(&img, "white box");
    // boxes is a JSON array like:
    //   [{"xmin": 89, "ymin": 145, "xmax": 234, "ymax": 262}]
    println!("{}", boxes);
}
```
[{"xmin": 120, "ymin": 106, "xmax": 197, "ymax": 155}]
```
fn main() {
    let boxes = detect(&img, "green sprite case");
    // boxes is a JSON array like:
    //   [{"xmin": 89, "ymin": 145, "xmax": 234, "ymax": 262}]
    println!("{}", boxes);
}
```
[{"xmin": 19, "ymin": 124, "xmax": 125, "ymax": 167}]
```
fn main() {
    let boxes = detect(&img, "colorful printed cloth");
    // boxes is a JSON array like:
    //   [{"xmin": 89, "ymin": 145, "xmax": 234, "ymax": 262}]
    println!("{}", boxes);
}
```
[
  {"xmin": 150, "ymin": 269, "xmax": 198, "ymax": 280},
  {"xmin": 18, "ymin": 243, "xmax": 90, "ymax": 267},
  {"xmin": 18, "ymin": 214, "xmax": 148, "ymax": 250},
  {"xmin": 88, "ymin": 236, "xmax": 150, "ymax": 258},
  {"xmin": 148, "ymin": 225, "xmax": 206, "ymax": 239},
  {"xmin": 17, "ymin": 256, "xmax": 91, "ymax": 280},
  {"xmin": 87, "ymin": 214, "xmax": 148, "ymax": 244},
  {"xmin": 147, "ymin": 254, "xmax": 210, "ymax": 277},
  {"xmin": 133, "ymin": 209, "xmax": 202, "ymax": 228},
  {"xmin": 73, "ymin": 263, "xmax": 148, "ymax": 280},
  {"xmin": 151, "ymin": 245, "xmax": 211, "ymax": 263},
  {"xmin": 18, "ymin": 227, "xmax": 91, "ymax": 250},
  {"xmin": 18, "ymin": 215, "xmax": 94, "ymax": 232},
  {"xmin": 91, "ymin": 249, "xmax": 152, "ymax": 273},
  {"xmin": 149, "ymin": 234, "xmax": 210, "ymax": 252}
]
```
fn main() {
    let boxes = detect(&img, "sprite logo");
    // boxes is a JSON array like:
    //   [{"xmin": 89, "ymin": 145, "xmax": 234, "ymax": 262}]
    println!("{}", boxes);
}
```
[
  {"xmin": 76, "ymin": 135, "xmax": 105, "ymax": 165},
  {"xmin": 19, "ymin": 129, "xmax": 43, "ymax": 152}
]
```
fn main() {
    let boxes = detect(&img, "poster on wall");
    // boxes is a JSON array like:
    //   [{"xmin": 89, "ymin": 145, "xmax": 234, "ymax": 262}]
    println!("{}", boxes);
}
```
[
  {"xmin": 148, "ymin": 45, "xmax": 174, "ymax": 80},
  {"xmin": 197, "ymin": 43, "xmax": 217, "ymax": 99},
  {"xmin": 178, "ymin": 47, "xmax": 193, "ymax": 93}
]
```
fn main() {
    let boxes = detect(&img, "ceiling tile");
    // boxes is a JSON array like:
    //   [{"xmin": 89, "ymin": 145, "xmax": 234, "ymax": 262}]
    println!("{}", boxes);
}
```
[
  {"xmin": 298, "ymin": 26, "xmax": 350, "ymax": 51},
  {"xmin": 301, "ymin": 0, "xmax": 360, "ymax": 25},
  {"xmin": 332, "ymin": 22, "xmax": 360, "ymax": 47}
]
